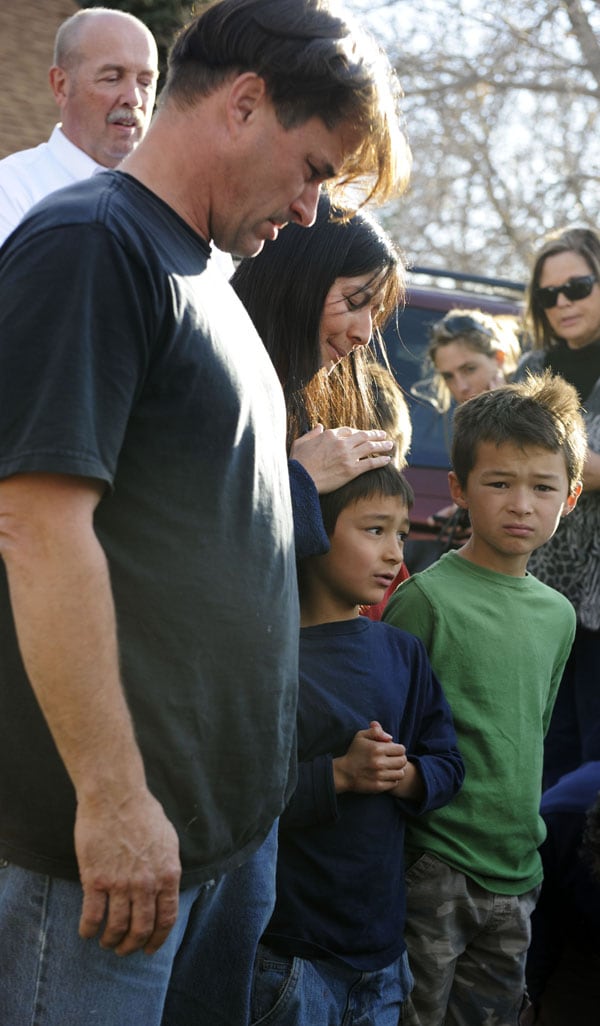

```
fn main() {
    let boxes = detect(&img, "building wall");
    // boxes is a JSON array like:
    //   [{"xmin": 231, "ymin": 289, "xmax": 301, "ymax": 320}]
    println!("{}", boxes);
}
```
[{"xmin": 0, "ymin": 0, "xmax": 78, "ymax": 160}]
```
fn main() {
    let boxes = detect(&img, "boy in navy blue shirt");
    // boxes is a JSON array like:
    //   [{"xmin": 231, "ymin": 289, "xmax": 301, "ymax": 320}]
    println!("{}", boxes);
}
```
[{"xmin": 250, "ymin": 464, "xmax": 464, "ymax": 1026}]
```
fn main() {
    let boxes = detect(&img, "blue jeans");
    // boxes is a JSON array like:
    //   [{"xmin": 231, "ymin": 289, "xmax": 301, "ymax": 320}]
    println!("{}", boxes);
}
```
[
  {"xmin": 251, "ymin": 944, "xmax": 413, "ymax": 1025},
  {"xmin": 0, "ymin": 823, "xmax": 277, "ymax": 1026},
  {"xmin": 162, "ymin": 821, "xmax": 278, "ymax": 1025}
]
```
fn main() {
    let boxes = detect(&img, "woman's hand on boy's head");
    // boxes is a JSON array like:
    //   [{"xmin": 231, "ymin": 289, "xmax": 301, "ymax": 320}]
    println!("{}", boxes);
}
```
[
  {"xmin": 332, "ymin": 720, "xmax": 408, "ymax": 795},
  {"xmin": 290, "ymin": 425, "xmax": 393, "ymax": 495}
]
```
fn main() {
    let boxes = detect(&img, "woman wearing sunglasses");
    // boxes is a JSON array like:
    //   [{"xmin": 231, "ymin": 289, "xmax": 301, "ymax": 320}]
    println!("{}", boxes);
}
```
[{"xmin": 516, "ymin": 226, "xmax": 600, "ymax": 790}]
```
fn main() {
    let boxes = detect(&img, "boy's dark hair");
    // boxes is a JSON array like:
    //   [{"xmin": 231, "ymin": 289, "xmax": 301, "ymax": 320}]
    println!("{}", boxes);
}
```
[
  {"xmin": 162, "ymin": 0, "xmax": 409, "ymax": 208},
  {"xmin": 319, "ymin": 463, "xmax": 414, "ymax": 537},
  {"xmin": 451, "ymin": 370, "xmax": 586, "ymax": 491}
]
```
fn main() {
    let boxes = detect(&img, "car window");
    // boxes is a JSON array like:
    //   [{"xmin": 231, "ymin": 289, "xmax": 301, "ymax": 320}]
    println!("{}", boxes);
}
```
[{"xmin": 380, "ymin": 275, "xmax": 524, "ymax": 532}]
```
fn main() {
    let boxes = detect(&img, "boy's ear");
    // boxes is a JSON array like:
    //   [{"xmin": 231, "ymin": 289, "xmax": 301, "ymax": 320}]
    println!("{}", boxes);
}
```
[
  {"xmin": 448, "ymin": 471, "xmax": 468, "ymax": 508},
  {"xmin": 562, "ymin": 480, "xmax": 583, "ymax": 516}
]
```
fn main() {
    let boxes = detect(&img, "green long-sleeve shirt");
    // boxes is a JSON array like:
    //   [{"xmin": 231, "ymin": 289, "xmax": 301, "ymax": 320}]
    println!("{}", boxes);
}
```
[{"xmin": 383, "ymin": 550, "xmax": 575, "ymax": 894}]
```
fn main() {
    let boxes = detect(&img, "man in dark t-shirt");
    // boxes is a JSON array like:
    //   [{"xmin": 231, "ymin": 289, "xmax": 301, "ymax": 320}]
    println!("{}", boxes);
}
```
[{"xmin": 0, "ymin": 2, "xmax": 408, "ymax": 1024}]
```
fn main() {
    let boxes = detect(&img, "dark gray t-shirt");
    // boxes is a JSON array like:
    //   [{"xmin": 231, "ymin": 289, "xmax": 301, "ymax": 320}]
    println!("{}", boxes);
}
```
[{"xmin": 0, "ymin": 172, "xmax": 299, "ymax": 884}]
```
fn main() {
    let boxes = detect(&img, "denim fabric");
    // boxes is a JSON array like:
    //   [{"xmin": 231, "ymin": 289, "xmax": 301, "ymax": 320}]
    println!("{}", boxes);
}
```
[
  {"xmin": 402, "ymin": 852, "xmax": 540, "ymax": 1026},
  {"xmin": 0, "ymin": 860, "xmax": 209, "ymax": 1026},
  {"xmin": 0, "ymin": 824, "xmax": 277, "ymax": 1026},
  {"xmin": 251, "ymin": 944, "xmax": 413, "ymax": 1026},
  {"xmin": 162, "ymin": 821, "xmax": 278, "ymax": 1026}
]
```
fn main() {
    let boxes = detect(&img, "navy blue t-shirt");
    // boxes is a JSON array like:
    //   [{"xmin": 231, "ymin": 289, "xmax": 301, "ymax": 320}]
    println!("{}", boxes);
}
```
[{"xmin": 0, "ymin": 172, "xmax": 299, "ymax": 884}]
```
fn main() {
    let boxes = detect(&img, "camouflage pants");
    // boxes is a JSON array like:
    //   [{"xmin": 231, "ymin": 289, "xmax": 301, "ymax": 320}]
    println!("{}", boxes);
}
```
[{"xmin": 400, "ymin": 852, "xmax": 540, "ymax": 1026}]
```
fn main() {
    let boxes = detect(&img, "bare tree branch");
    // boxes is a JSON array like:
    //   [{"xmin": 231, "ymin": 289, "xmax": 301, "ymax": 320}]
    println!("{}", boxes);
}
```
[{"xmin": 348, "ymin": 0, "xmax": 600, "ymax": 279}]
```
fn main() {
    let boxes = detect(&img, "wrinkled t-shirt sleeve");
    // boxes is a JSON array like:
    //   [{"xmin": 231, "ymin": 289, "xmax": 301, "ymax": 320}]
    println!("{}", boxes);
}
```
[{"xmin": 0, "ymin": 223, "xmax": 153, "ymax": 485}]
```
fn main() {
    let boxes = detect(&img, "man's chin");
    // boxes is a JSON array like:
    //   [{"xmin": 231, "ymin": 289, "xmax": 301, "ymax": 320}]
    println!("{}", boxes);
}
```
[
  {"xmin": 232, "ymin": 238, "xmax": 266, "ymax": 260},
  {"xmin": 102, "ymin": 148, "xmax": 136, "ymax": 168},
  {"xmin": 104, "ymin": 136, "xmax": 143, "ymax": 165}
]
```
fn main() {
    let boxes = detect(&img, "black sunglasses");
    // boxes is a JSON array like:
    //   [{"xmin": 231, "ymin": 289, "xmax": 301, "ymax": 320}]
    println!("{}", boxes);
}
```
[{"xmin": 535, "ymin": 274, "xmax": 597, "ymax": 309}]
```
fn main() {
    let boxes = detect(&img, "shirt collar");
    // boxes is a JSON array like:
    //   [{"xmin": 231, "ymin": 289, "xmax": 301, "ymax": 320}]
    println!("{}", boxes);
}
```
[{"xmin": 49, "ymin": 124, "xmax": 106, "ymax": 178}]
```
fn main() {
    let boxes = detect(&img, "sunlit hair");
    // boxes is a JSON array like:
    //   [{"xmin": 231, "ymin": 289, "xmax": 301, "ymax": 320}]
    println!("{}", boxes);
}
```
[
  {"xmin": 162, "ymin": 0, "xmax": 411, "ymax": 208},
  {"xmin": 232, "ymin": 192, "xmax": 404, "ymax": 450},
  {"xmin": 53, "ymin": 7, "xmax": 155, "ymax": 70},
  {"xmin": 451, "ymin": 370, "xmax": 586, "ymax": 492},
  {"xmin": 364, "ymin": 360, "xmax": 412, "ymax": 469},
  {"xmin": 318, "ymin": 463, "xmax": 414, "ymax": 537},
  {"xmin": 417, "ymin": 308, "xmax": 522, "ymax": 414},
  {"xmin": 300, "ymin": 355, "xmax": 384, "ymax": 457},
  {"xmin": 526, "ymin": 226, "xmax": 600, "ymax": 350}
]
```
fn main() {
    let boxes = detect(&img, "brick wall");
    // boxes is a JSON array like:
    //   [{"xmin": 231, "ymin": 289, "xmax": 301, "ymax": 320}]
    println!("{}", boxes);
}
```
[{"xmin": 0, "ymin": 0, "xmax": 78, "ymax": 160}]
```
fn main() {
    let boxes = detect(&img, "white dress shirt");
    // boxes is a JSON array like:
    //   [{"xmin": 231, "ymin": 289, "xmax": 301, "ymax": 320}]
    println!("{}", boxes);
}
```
[
  {"xmin": 0, "ymin": 123, "xmax": 235, "ymax": 278},
  {"xmin": 0, "ymin": 124, "xmax": 103, "ymax": 246}
]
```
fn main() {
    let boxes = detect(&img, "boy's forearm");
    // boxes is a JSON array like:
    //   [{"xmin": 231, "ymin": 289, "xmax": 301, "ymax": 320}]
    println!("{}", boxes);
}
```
[
  {"xmin": 389, "ymin": 760, "xmax": 425, "ymax": 801},
  {"xmin": 280, "ymin": 755, "xmax": 338, "ymax": 829}
]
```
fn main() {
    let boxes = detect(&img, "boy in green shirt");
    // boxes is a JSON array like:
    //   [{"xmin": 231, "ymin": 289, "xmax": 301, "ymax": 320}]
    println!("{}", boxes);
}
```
[{"xmin": 383, "ymin": 371, "xmax": 586, "ymax": 1025}]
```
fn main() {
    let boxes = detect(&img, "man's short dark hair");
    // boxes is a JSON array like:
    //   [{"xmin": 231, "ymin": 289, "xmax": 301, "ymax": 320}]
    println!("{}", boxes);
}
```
[
  {"xmin": 162, "ymin": 0, "xmax": 408, "ymax": 207},
  {"xmin": 451, "ymin": 370, "xmax": 586, "ymax": 492},
  {"xmin": 319, "ymin": 463, "xmax": 414, "ymax": 537}
]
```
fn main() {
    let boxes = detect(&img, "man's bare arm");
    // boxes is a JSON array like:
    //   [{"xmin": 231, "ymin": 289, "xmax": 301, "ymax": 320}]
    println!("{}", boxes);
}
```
[{"xmin": 0, "ymin": 472, "xmax": 181, "ymax": 956}]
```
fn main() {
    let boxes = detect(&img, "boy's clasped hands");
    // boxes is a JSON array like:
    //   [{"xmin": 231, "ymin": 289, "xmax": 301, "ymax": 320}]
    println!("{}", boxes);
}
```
[{"xmin": 333, "ymin": 720, "xmax": 425, "ymax": 800}]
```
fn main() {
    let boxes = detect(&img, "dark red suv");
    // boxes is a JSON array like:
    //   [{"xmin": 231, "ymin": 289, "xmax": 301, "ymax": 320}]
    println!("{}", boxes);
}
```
[{"xmin": 382, "ymin": 267, "xmax": 525, "ymax": 537}]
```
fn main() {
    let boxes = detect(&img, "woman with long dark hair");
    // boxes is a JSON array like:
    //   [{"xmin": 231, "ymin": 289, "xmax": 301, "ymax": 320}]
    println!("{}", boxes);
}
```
[{"xmin": 233, "ymin": 193, "xmax": 409, "ymax": 558}]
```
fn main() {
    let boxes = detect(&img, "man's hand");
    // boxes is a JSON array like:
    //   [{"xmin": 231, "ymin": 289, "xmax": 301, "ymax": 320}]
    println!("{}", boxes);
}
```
[
  {"xmin": 0, "ymin": 473, "xmax": 182, "ymax": 959},
  {"xmin": 76, "ymin": 788, "xmax": 181, "ymax": 956}
]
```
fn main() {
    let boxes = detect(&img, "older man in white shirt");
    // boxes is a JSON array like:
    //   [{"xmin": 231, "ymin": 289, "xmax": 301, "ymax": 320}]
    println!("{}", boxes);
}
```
[{"xmin": 0, "ymin": 7, "xmax": 158, "ymax": 246}]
